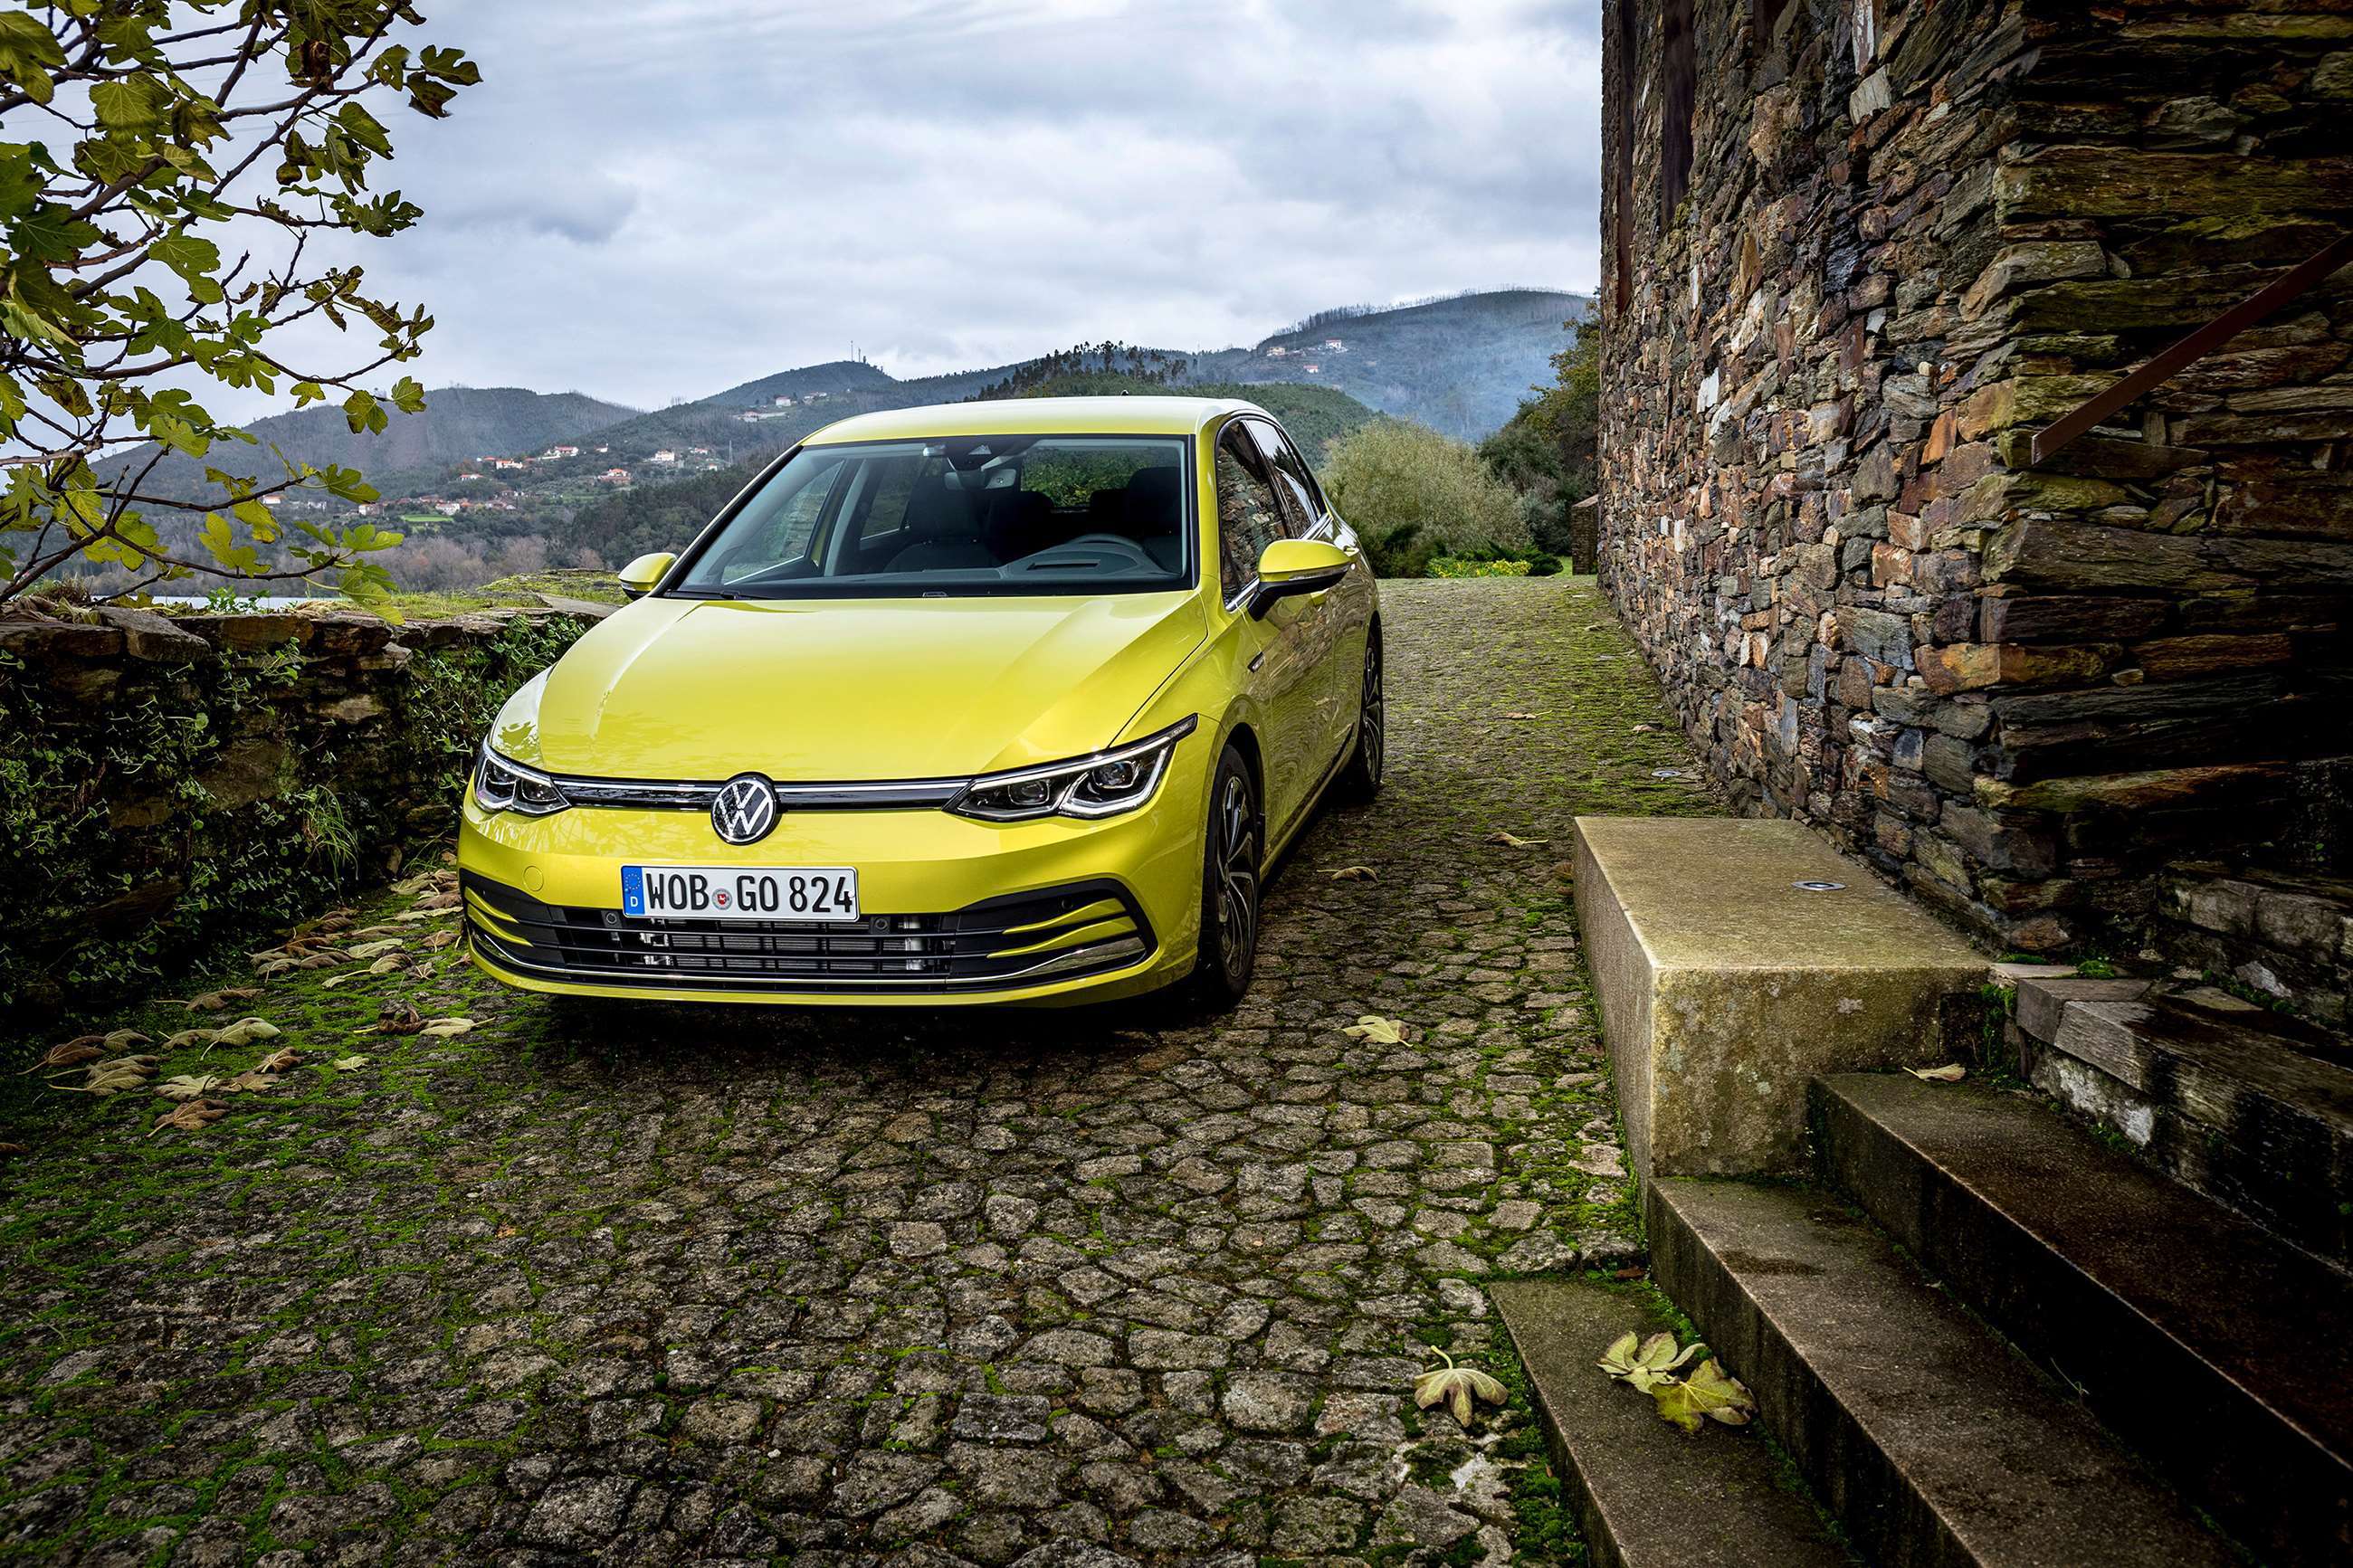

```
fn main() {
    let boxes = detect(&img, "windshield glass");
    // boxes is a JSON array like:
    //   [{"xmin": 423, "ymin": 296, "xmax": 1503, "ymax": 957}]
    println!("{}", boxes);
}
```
[{"xmin": 672, "ymin": 434, "xmax": 1192, "ymax": 597}]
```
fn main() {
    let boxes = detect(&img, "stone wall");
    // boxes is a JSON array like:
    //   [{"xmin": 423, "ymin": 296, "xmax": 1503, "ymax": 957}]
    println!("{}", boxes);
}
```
[
  {"xmin": 1, "ymin": 604, "xmax": 590, "ymax": 1032},
  {"xmin": 1596, "ymin": 0, "xmax": 2353, "ymax": 954}
]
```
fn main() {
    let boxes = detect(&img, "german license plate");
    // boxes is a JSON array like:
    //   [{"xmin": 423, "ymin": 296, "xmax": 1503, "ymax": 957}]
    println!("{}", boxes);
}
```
[{"xmin": 621, "ymin": 865, "xmax": 860, "ymax": 922}]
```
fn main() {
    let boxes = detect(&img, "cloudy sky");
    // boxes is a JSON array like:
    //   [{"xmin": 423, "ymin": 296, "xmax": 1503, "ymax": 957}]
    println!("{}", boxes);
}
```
[{"xmin": 265, "ymin": 0, "xmax": 1601, "ymax": 414}]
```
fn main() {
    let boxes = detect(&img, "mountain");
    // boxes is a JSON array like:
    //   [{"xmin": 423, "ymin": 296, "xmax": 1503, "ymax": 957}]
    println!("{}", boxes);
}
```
[
  {"xmin": 132, "ymin": 386, "xmax": 640, "ymax": 500},
  {"xmin": 1189, "ymin": 288, "xmax": 1590, "ymax": 441}
]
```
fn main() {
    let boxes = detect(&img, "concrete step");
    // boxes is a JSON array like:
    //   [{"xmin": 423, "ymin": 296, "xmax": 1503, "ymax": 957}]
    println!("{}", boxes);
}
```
[
  {"xmin": 1490, "ymin": 1276, "xmax": 1853, "ymax": 1568},
  {"xmin": 1812, "ymin": 1071, "xmax": 2353, "ymax": 1568},
  {"xmin": 1647, "ymin": 1177, "xmax": 2240, "ymax": 1568},
  {"xmin": 1573, "ymin": 814, "xmax": 1988, "ymax": 1178},
  {"xmin": 2015, "ymin": 974, "xmax": 2353, "ymax": 1267}
]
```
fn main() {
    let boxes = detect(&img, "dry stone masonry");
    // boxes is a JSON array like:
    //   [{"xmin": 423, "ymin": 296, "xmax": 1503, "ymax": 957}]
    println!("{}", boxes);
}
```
[
  {"xmin": 1597, "ymin": 0, "xmax": 2353, "ymax": 955},
  {"xmin": 0, "ymin": 604, "xmax": 588, "ymax": 1030}
]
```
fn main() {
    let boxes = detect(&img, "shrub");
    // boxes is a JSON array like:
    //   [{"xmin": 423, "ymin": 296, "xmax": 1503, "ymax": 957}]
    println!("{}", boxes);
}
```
[
  {"xmin": 1429, "ymin": 556, "xmax": 1532, "ymax": 578},
  {"xmin": 1321, "ymin": 419, "xmax": 1530, "ymax": 575}
]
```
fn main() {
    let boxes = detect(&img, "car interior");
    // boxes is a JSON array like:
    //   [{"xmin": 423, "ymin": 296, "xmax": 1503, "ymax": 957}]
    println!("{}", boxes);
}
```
[{"xmin": 686, "ymin": 436, "xmax": 1192, "ymax": 594}]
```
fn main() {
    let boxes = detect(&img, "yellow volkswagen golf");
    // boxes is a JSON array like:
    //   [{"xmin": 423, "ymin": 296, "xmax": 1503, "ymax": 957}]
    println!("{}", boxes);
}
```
[{"xmin": 459, "ymin": 396, "xmax": 1383, "ymax": 1009}]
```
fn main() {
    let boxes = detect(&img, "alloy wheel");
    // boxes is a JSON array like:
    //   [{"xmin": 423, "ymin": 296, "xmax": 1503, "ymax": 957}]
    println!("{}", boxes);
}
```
[
  {"xmin": 1214, "ymin": 771, "xmax": 1259, "ymax": 984},
  {"xmin": 1359, "ymin": 640, "xmax": 1385, "ymax": 783}
]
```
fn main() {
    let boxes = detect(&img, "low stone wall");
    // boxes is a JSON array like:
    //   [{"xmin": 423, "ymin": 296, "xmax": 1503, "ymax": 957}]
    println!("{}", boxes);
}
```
[{"xmin": 1, "ymin": 604, "xmax": 590, "ymax": 1034}]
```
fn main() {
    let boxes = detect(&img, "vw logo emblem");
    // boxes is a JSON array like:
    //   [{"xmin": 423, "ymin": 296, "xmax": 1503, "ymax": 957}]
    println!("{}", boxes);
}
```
[{"xmin": 710, "ymin": 774, "xmax": 779, "ymax": 845}]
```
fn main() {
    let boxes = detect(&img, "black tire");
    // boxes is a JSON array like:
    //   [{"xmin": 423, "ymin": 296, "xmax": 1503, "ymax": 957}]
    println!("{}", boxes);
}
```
[
  {"xmin": 1333, "ymin": 627, "xmax": 1385, "ymax": 803},
  {"xmin": 1190, "ymin": 745, "xmax": 1262, "ymax": 1011}
]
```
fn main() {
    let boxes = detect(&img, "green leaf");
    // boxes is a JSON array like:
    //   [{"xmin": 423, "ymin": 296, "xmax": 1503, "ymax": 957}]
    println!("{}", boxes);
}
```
[
  {"xmin": 389, "ymin": 375, "xmax": 425, "ymax": 413},
  {"xmin": 90, "ymin": 79, "xmax": 157, "ymax": 130},
  {"xmin": 1649, "ymin": 1358, "xmax": 1756, "ymax": 1436},
  {"xmin": 1597, "ymin": 1330, "xmax": 1703, "ymax": 1392}
]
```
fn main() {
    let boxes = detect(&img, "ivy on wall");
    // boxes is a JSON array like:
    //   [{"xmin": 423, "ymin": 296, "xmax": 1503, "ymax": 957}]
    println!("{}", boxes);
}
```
[{"xmin": 1, "ymin": 614, "xmax": 583, "ymax": 1041}]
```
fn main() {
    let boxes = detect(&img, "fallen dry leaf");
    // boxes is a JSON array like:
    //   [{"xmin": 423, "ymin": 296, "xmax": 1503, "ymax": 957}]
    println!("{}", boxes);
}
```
[
  {"xmin": 367, "ymin": 955, "xmax": 405, "ymax": 974},
  {"xmin": 150, "ymin": 1099, "xmax": 227, "ymax": 1136},
  {"xmin": 330, "ymin": 1055, "xmax": 372, "ymax": 1072},
  {"xmin": 1501, "ymin": 711, "xmax": 1538, "ymax": 721},
  {"xmin": 376, "ymin": 1002, "xmax": 425, "ymax": 1036},
  {"xmin": 1341, "ymin": 1015, "xmax": 1406, "ymax": 1045},
  {"xmin": 162, "ymin": 1028, "xmax": 219, "ymax": 1050},
  {"xmin": 419, "ymin": 929, "xmax": 459, "ymax": 951},
  {"xmin": 348, "ymin": 938, "xmax": 404, "ymax": 960},
  {"xmin": 420, "ymin": 1017, "xmax": 476, "ymax": 1038},
  {"xmin": 1326, "ymin": 866, "xmax": 1377, "ymax": 882},
  {"xmin": 0, "ymin": 1142, "xmax": 26, "ymax": 1159},
  {"xmin": 22, "ymin": 1040, "xmax": 104, "ymax": 1075},
  {"xmin": 255, "ymin": 1048, "xmax": 304, "ymax": 1074},
  {"xmin": 156, "ymin": 1074, "xmax": 223, "ymax": 1101},
  {"xmin": 55, "ymin": 1057, "xmax": 159, "ymax": 1096},
  {"xmin": 320, "ymin": 972, "xmax": 365, "ymax": 989},
  {"xmin": 222, "ymin": 1070, "xmax": 279, "ymax": 1094},
  {"xmin": 1487, "ymin": 831, "xmax": 1548, "ymax": 849},
  {"xmin": 102, "ymin": 1028, "xmax": 150, "ymax": 1050},
  {"xmin": 1907, "ymin": 1063, "xmax": 1967, "ymax": 1083},
  {"xmin": 1414, "ymin": 1347, "xmax": 1507, "ymax": 1428},
  {"xmin": 183, "ymin": 987, "xmax": 260, "ymax": 1012},
  {"xmin": 213, "ymin": 1018, "xmax": 280, "ymax": 1048}
]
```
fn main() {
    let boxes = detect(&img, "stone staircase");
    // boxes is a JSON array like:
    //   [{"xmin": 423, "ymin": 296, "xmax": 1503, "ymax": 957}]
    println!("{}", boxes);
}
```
[
  {"xmin": 1499, "ymin": 820, "xmax": 2353, "ymax": 1568},
  {"xmin": 1500, "ymin": 1070, "xmax": 2353, "ymax": 1566}
]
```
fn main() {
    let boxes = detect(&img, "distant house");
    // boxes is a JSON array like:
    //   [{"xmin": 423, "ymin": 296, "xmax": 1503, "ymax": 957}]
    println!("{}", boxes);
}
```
[
  {"xmin": 1304, "ymin": 363, "xmax": 1321, "ymax": 375},
  {"xmin": 771, "ymin": 394, "xmax": 796, "ymax": 408},
  {"xmin": 650, "ymin": 450, "xmax": 679, "ymax": 464},
  {"xmin": 540, "ymin": 444, "xmax": 581, "ymax": 460},
  {"xmin": 598, "ymin": 468, "xmax": 631, "ymax": 484},
  {"xmin": 491, "ymin": 457, "xmax": 529, "ymax": 470},
  {"xmin": 1265, "ymin": 346, "xmax": 1289, "ymax": 358},
  {"xmin": 687, "ymin": 446, "xmax": 712, "ymax": 456},
  {"xmin": 1323, "ymin": 338, "xmax": 1345, "ymax": 350},
  {"xmin": 457, "ymin": 471, "xmax": 484, "ymax": 482},
  {"xmin": 434, "ymin": 500, "xmax": 462, "ymax": 516}
]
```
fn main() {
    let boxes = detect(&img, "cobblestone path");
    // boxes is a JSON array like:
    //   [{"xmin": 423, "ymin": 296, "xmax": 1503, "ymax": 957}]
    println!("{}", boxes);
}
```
[{"xmin": 1, "ymin": 577, "xmax": 1711, "ymax": 1567}]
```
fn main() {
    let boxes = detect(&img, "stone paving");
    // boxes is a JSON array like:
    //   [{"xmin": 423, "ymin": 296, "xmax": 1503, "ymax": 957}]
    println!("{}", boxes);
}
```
[{"xmin": 0, "ymin": 577, "xmax": 1712, "ymax": 1566}]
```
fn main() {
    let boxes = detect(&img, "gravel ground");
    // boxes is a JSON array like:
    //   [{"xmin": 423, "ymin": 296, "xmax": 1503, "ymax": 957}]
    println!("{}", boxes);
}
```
[{"xmin": 0, "ymin": 576, "xmax": 1712, "ymax": 1567}]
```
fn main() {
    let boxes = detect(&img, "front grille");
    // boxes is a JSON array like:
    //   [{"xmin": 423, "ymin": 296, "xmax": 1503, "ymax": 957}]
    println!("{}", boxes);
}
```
[
  {"xmin": 463, "ymin": 872, "xmax": 1154, "ymax": 993},
  {"xmin": 552, "ymin": 774, "xmax": 965, "ymax": 812}
]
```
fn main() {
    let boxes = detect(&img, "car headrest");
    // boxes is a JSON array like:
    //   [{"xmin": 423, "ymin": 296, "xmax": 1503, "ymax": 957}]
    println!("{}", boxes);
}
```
[{"xmin": 1124, "ymin": 465, "xmax": 1182, "ymax": 537}]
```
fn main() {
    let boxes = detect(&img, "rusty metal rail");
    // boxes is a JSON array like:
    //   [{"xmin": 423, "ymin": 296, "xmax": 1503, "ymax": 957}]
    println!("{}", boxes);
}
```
[{"xmin": 2029, "ymin": 228, "xmax": 2353, "ymax": 466}]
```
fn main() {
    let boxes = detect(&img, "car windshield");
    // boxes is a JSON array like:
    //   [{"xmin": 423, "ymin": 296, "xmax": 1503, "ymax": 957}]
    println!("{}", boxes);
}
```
[{"xmin": 671, "ymin": 434, "xmax": 1192, "ymax": 598}]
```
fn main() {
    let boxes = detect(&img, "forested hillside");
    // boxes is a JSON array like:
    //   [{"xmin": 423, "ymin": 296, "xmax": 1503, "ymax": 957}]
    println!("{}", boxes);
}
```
[
  {"xmin": 125, "ymin": 387, "xmax": 638, "ymax": 501},
  {"xmin": 1190, "ymin": 289, "xmax": 1589, "ymax": 441}
]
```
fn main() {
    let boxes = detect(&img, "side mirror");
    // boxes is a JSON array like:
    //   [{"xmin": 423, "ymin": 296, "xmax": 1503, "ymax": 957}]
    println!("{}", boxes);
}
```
[
  {"xmin": 617, "ymin": 551, "xmax": 677, "ymax": 599},
  {"xmin": 1248, "ymin": 537, "xmax": 1351, "ymax": 620}
]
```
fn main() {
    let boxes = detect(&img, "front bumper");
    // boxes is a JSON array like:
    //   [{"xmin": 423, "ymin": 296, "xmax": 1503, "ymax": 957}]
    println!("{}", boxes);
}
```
[{"xmin": 453, "ymin": 768, "xmax": 1206, "ymax": 1006}]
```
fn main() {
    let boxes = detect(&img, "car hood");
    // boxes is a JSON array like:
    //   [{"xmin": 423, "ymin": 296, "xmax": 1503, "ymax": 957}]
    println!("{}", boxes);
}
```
[{"xmin": 499, "ymin": 592, "xmax": 1206, "ymax": 782}]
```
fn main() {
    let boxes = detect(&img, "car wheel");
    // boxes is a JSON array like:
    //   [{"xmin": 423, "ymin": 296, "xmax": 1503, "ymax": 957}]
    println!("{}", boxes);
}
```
[
  {"xmin": 1334, "ymin": 629, "xmax": 1385, "ymax": 803},
  {"xmin": 1191, "ymin": 745, "xmax": 1261, "ymax": 1010}
]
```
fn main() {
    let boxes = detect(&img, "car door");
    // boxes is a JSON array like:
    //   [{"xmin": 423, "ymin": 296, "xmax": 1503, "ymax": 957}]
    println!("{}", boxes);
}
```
[
  {"xmin": 1247, "ymin": 416, "xmax": 1365, "ymax": 779},
  {"xmin": 1212, "ymin": 419, "xmax": 1321, "ymax": 834}
]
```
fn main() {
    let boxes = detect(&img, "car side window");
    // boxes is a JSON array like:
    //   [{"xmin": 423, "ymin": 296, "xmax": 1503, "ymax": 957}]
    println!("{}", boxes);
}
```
[
  {"xmin": 1247, "ymin": 419, "xmax": 1320, "ymax": 537},
  {"xmin": 718, "ymin": 454, "xmax": 843, "ymax": 581},
  {"xmin": 1215, "ymin": 423, "xmax": 1286, "ymax": 601}
]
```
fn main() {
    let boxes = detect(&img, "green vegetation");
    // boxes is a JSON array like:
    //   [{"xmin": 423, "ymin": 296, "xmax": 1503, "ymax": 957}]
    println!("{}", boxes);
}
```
[
  {"xmin": 0, "ymin": 4, "xmax": 481, "ymax": 611},
  {"xmin": 1320, "ymin": 419, "xmax": 1531, "ymax": 578},
  {"xmin": 1479, "ymin": 328, "xmax": 1600, "ymax": 565},
  {"xmin": 0, "ymin": 613, "xmax": 580, "ymax": 1052}
]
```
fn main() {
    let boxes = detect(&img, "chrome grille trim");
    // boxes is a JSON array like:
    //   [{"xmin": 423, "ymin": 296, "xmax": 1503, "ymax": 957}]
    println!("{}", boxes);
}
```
[{"xmin": 545, "ymin": 774, "xmax": 966, "ymax": 812}]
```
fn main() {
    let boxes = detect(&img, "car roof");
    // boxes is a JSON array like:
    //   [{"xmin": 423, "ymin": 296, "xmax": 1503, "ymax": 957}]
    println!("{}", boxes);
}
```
[{"xmin": 801, "ymin": 395, "xmax": 1263, "ymax": 445}]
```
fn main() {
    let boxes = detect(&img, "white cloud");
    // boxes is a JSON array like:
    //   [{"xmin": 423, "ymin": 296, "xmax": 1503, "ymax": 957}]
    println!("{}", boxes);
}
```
[{"xmin": 214, "ymin": 0, "xmax": 1600, "ymax": 415}]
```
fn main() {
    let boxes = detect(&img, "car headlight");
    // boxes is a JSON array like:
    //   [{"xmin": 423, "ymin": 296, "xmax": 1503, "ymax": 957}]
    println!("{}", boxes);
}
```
[
  {"xmin": 472, "ymin": 742, "xmax": 570, "ymax": 816},
  {"xmin": 949, "ymin": 716, "xmax": 1198, "ymax": 822}
]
